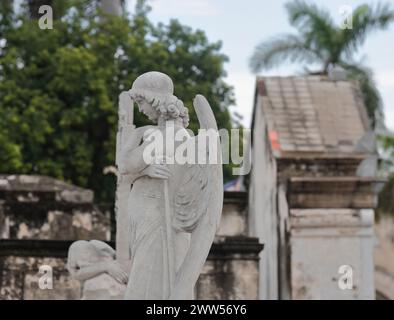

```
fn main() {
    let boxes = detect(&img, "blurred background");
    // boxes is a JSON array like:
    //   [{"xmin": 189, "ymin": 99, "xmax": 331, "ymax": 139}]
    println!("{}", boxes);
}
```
[{"xmin": 0, "ymin": 0, "xmax": 394, "ymax": 300}]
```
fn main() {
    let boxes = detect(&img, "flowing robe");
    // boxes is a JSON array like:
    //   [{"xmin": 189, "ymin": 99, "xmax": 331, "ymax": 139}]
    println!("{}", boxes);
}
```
[{"xmin": 120, "ymin": 125, "xmax": 192, "ymax": 299}]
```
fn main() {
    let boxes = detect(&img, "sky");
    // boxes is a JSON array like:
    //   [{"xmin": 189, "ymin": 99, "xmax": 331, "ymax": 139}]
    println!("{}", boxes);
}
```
[{"xmin": 126, "ymin": 0, "xmax": 394, "ymax": 130}]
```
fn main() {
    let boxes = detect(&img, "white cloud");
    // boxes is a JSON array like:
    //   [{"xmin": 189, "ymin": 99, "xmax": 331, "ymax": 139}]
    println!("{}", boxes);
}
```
[
  {"xmin": 226, "ymin": 72, "xmax": 255, "ymax": 128},
  {"xmin": 375, "ymin": 71, "xmax": 394, "ymax": 131},
  {"xmin": 376, "ymin": 72, "xmax": 394, "ymax": 89}
]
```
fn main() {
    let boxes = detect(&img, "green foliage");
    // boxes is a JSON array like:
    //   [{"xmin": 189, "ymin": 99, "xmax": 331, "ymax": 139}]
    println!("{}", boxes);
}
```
[
  {"xmin": 376, "ymin": 135, "xmax": 394, "ymax": 216},
  {"xmin": 377, "ymin": 174, "xmax": 394, "ymax": 217},
  {"xmin": 341, "ymin": 62, "xmax": 384, "ymax": 128},
  {"xmin": 0, "ymin": 0, "xmax": 234, "ymax": 202},
  {"xmin": 250, "ymin": 0, "xmax": 394, "ymax": 128}
]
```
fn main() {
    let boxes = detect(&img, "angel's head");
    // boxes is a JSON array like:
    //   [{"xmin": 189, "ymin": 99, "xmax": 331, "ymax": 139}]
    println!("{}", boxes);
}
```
[
  {"xmin": 67, "ymin": 240, "xmax": 115, "ymax": 274},
  {"xmin": 129, "ymin": 71, "xmax": 189, "ymax": 127}
]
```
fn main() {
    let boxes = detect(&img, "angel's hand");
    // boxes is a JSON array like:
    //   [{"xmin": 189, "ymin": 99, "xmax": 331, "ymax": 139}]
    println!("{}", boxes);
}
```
[
  {"xmin": 106, "ymin": 261, "xmax": 128, "ymax": 284},
  {"xmin": 142, "ymin": 163, "xmax": 171, "ymax": 180}
]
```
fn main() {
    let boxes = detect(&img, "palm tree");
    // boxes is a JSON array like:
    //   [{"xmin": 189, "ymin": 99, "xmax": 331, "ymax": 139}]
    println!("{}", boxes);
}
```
[{"xmin": 250, "ymin": 1, "xmax": 394, "ymax": 128}]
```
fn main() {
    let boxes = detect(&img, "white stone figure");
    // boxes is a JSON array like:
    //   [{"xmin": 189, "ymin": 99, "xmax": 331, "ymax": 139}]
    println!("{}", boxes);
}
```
[
  {"xmin": 68, "ymin": 71, "xmax": 223, "ymax": 300},
  {"xmin": 67, "ymin": 240, "xmax": 127, "ymax": 299}
]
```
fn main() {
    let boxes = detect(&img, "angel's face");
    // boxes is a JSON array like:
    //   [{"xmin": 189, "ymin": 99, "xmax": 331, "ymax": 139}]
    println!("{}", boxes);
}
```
[{"xmin": 136, "ymin": 98, "xmax": 157, "ymax": 122}]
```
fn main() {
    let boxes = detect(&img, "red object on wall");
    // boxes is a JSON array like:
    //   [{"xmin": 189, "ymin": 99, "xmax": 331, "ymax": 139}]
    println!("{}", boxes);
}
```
[{"xmin": 268, "ymin": 130, "xmax": 280, "ymax": 151}]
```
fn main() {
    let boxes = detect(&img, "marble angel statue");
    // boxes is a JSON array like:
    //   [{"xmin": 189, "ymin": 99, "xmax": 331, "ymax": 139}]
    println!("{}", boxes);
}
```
[{"xmin": 67, "ymin": 71, "xmax": 223, "ymax": 300}]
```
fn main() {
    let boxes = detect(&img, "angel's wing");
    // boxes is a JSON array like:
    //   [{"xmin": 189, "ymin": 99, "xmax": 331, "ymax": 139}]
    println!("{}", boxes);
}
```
[{"xmin": 171, "ymin": 94, "xmax": 223, "ymax": 299}]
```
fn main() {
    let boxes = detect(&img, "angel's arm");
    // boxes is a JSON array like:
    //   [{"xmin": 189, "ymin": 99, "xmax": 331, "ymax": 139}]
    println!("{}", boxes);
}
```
[
  {"xmin": 69, "ymin": 262, "xmax": 109, "ymax": 282},
  {"xmin": 118, "ymin": 126, "xmax": 153, "ymax": 182},
  {"xmin": 69, "ymin": 261, "xmax": 128, "ymax": 284}
]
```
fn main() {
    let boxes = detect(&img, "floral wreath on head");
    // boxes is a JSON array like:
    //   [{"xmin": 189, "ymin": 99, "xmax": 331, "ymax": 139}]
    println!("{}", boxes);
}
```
[
  {"xmin": 130, "ymin": 88, "xmax": 189, "ymax": 128},
  {"xmin": 128, "ymin": 71, "xmax": 189, "ymax": 128}
]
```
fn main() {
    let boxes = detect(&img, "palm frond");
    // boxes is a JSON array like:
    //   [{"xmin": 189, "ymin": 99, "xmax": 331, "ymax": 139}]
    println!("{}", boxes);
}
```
[
  {"xmin": 341, "ymin": 3, "xmax": 394, "ymax": 56},
  {"xmin": 285, "ymin": 0, "xmax": 336, "ymax": 51},
  {"xmin": 249, "ymin": 34, "xmax": 323, "ymax": 73},
  {"xmin": 339, "ymin": 62, "xmax": 384, "ymax": 129}
]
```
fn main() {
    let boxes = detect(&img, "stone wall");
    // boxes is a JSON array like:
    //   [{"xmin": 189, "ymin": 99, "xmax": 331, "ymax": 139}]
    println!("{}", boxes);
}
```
[
  {"xmin": 1, "ymin": 236, "xmax": 262, "ymax": 300},
  {"xmin": 248, "ymin": 96, "xmax": 279, "ymax": 299},
  {"xmin": 197, "ymin": 237, "xmax": 261, "ymax": 299},
  {"xmin": 249, "ymin": 121, "xmax": 380, "ymax": 299},
  {"xmin": 0, "ymin": 175, "xmax": 263, "ymax": 300},
  {"xmin": 0, "ymin": 241, "xmax": 81, "ymax": 300},
  {"xmin": 0, "ymin": 174, "xmax": 109, "ymax": 300},
  {"xmin": 0, "ymin": 175, "xmax": 110, "ymax": 241},
  {"xmin": 285, "ymin": 176, "xmax": 379, "ymax": 299}
]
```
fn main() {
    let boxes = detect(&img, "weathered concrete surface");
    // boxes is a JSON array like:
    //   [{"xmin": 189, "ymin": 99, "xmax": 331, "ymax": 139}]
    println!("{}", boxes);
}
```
[
  {"xmin": 248, "ymin": 94, "xmax": 278, "ymax": 300},
  {"xmin": 250, "ymin": 75, "xmax": 379, "ymax": 300},
  {"xmin": 217, "ymin": 192, "xmax": 248, "ymax": 237},
  {"xmin": 198, "ymin": 236, "xmax": 263, "ymax": 299},
  {"xmin": 288, "ymin": 177, "xmax": 382, "ymax": 209},
  {"xmin": 0, "ymin": 175, "xmax": 110, "ymax": 241},
  {"xmin": 255, "ymin": 76, "xmax": 370, "ymax": 156},
  {"xmin": 0, "ymin": 236, "xmax": 263, "ymax": 300},
  {"xmin": 374, "ymin": 215, "xmax": 394, "ymax": 299},
  {"xmin": 0, "ymin": 177, "xmax": 263, "ymax": 300},
  {"xmin": 286, "ymin": 176, "xmax": 378, "ymax": 300},
  {"xmin": 289, "ymin": 208, "xmax": 375, "ymax": 299},
  {"xmin": 0, "ymin": 252, "xmax": 81, "ymax": 300},
  {"xmin": 0, "ymin": 174, "xmax": 111, "ymax": 300},
  {"xmin": 277, "ymin": 155, "xmax": 365, "ymax": 179}
]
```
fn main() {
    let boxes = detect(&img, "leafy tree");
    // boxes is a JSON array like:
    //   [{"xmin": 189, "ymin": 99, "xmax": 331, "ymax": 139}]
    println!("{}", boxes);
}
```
[
  {"xmin": 0, "ymin": 0, "xmax": 234, "ymax": 202},
  {"xmin": 377, "ymin": 135, "xmax": 394, "ymax": 217},
  {"xmin": 250, "ymin": 0, "xmax": 394, "ymax": 128}
]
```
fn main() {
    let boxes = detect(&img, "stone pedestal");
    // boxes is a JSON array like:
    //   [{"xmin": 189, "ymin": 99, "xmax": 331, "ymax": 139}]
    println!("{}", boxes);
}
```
[{"xmin": 287, "ymin": 177, "xmax": 381, "ymax": 299}]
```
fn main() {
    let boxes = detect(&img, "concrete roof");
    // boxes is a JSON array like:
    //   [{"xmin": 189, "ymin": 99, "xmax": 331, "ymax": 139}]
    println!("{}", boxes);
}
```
[{"xmin": 254, "ymin": 75, "xmax": 371, "ymax": 157}]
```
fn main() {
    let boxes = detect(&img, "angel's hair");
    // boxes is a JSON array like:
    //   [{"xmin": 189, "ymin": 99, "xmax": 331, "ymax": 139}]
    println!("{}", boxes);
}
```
[{"xmin": 129, "ymin": 71, "xmax": 189, "ymax": 127}]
